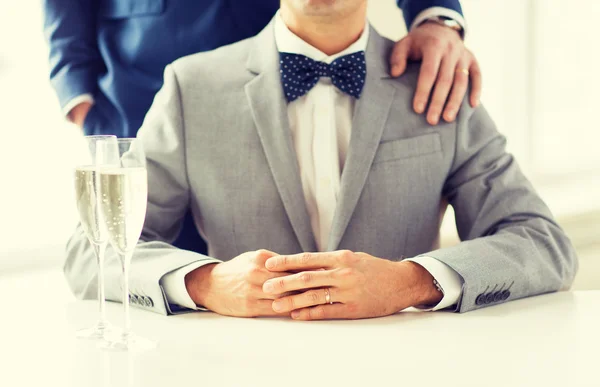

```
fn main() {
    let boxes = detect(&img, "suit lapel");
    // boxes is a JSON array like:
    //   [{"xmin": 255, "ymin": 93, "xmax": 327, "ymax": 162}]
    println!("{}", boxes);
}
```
[
  {"xmin": 245, "ymin": 22, "xmax": 317, "ymax": 252},
  {"xmin": 327, "ymin": 28, "xmax": 397, "ymax": 251}
]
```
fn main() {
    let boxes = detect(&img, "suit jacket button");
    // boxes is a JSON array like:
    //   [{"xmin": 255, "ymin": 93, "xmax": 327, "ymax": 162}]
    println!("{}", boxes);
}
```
[
  {"xmin": 501, "ymin": 290, "xmax": 511, "ymax": 300},
  {"xmin": 147, "ymin": 297, "xmax": 154, "ymax": 307},
  {"xmin": 475, "ymin": 294, "xmax": 486, "ymax": 305},
  {"xmin": 493, "ymin": 291, "xmax": 503, "ymax": 302}
]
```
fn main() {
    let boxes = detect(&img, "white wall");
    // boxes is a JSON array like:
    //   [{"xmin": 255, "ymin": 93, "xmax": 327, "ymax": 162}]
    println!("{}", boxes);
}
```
[
  {"xmin": 0, "ymin": 1, "xmax": 598, "ymax": 270},
  {"xmin": 0, "ymin": 3, "xmax": 83, "ymax": 268}
]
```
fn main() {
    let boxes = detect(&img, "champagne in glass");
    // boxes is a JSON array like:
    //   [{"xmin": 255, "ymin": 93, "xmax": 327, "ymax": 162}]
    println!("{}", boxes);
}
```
[
  {"xmin": 75, "ymin": 167, "xmax": 107, "ymax": 242},
  {"xmin": 74, "ymin": 135, "xmax": 119, "ymax": 339},
  {"xmin": 101, "ymin": 167, "xmax": 148, "ymax": 254},
  {"xmin": 100, "ymin": 138, "xmax": 155, "ymax": 351}
]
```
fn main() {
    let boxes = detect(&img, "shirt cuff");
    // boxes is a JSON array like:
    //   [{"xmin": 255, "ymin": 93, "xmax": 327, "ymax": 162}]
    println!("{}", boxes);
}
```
[
  {"xmin": 409, "ymin": 6, "xmax": 467, "ymax": 35},
  {"xmin": 405, "ymin": 256, "xmax": 463, "ymax": 311},
  {"xmin": 160, "ymin": 259, "xmax": 221, "ymax": 311},
  {"xmin": 63, "ymin": 94, "xmax": 95, "ymax": 118}
]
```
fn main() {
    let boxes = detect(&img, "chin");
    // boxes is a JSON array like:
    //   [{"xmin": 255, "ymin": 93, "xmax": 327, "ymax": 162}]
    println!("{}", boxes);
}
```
[
  {"xmin": 285, "ymin": 0, "xmax": 364, "ymax": 18},
  {"xmin": 295, "ymin": 0, "xmax": 342, "ymax": 15}
]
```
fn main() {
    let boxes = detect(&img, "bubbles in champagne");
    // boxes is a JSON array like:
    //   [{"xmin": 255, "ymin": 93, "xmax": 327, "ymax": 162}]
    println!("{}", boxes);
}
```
[
  {"xmin": 99, "ymin": 167, "xmax": 148, "ymax": 255},
  {"xmin": 74, "ymin": 166, "xmax": 107, "ymax": 243}
]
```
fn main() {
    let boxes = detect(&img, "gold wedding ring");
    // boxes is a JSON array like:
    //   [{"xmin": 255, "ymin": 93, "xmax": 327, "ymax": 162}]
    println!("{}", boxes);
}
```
[
  {"xmin": 324, "ymin": 288, "xmax": 332, "ymax": 305},
  {"xmin": 457, "ymin": 68, "xmax": 469, "ymax": 76}
]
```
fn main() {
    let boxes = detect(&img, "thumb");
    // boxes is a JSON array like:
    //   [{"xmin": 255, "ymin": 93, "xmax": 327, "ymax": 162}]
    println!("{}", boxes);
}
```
[{"xmin": 390, "ymin": 37, "xmax": 411, "ymax": 77}]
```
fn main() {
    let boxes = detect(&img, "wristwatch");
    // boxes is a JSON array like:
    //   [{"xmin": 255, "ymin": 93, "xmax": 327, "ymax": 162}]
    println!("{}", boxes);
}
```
[{"xmin": 422, "ymin": 16, "xmax": 464, "ymax": 39}]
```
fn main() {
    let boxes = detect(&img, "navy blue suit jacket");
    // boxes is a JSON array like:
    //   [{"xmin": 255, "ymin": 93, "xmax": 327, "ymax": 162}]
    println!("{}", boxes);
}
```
[{"xmin": 44, "ymin": 0, "xmax": 462, "ymax": 137}]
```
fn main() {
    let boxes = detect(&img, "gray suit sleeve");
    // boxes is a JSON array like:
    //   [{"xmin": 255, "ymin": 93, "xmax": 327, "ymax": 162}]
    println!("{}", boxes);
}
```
[
  {"xmin": 420, "ymin": 103, "xmax": 578, "ymax": 313},
  {"xmin": 64, "ymin": 65, "xmax": 221, "ymax": 315}
]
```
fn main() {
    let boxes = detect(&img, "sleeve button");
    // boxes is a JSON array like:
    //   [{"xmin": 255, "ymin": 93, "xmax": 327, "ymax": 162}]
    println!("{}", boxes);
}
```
[
  {"xmin": 475, "ymin": 294, "xmax": 486, "ymax": 305},
  {"xmin": 493, "ymin": 291, "xmax": 503, "ymax": 302}
]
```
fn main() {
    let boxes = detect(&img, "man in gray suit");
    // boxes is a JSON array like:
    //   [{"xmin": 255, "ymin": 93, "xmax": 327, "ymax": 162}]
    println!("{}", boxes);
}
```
[{"xmin": 66, "ymin": 0, "xmax": 577, "ymax": 320}]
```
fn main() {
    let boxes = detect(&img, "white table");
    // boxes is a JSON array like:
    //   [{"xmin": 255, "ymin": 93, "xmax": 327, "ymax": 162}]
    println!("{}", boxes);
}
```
[{"xmin": 1, "ymin": 269, "xmax": 599, "ymax": 387}]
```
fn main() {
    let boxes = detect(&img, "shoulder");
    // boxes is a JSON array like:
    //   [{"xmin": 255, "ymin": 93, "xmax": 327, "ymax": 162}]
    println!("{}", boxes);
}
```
[
  {"xmin": 390, "ymin": 60, "xmax": 476, "ymax": 120},
  {"xmin": 368, "ymin": 32, "xmax": 424, "ymax": 98},
  {"xmin": 392, "ymin": 61, "xmax": 421, "ymax": 89},
  {"xmin": 168, "ymin": 37, "xmax": 255, "ymax": 88}
]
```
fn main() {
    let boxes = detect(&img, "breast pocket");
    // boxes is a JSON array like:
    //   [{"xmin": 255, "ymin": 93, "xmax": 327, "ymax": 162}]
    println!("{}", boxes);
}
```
[
  {"xmin": 372, "ymin": 133, "xmax": 442, "ymax": 165},
  {"xmin": 99, "ymin": 0, "xmax": 165, "ymax": 18}
]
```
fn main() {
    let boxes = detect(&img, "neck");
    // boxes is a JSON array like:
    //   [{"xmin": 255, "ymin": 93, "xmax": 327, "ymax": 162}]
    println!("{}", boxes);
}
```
[{"xmin": 280, "ymin": 5, "xmax": 367, "ymax": 56}]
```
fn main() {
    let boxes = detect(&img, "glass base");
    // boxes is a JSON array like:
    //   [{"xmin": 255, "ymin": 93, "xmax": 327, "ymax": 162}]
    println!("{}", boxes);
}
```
[
  {"xmin": 76, "ymin": 321, "xmax": 115, "ymax": 340},
  {"xmin": 99, "ymin": 332, "xmax": 156, "ymax": 352}
]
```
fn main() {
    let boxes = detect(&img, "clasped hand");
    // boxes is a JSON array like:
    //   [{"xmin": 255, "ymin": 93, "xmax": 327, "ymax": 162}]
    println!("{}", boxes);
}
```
[{"xmin": 186, "ymin": 250, "xmax": 441, "ymax": 320}]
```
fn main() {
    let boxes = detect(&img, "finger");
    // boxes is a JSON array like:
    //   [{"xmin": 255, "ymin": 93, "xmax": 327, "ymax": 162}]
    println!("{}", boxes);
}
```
[
  {"xmin": 469, "ymin": 58, "xmax": 482, "ymax": 107},
  {"xmin": 252, "ymin": 285, "xmax": 297, "ymax": 300},
  {"xmin": 265, "ymin": 252, "xmax": 339, "ymax": 272},
  {"xmin": 290, "ymin": 304, "xmax": 348, "ymax": 321},
  {"xmin": 263, "ymin": 270, "xmax": 337, "ymax": 294},
  {"xmin": 390, "ymin": 37, "xmax": 411, "ymax": 77},
  {"xmin": 442, "ymin": 60, "xmax": 470, "ymax": 122},
  {"xmin": 253, "ymin": 299, "xmax": 290, "ymax": 317},
  {"xmin": 272, "ymin": 288, "xmax": 340, "ymax": 313},
  {"xmin": 427, "ymin": 54, "xmax": 459, "ymax": 125},
  {"xmin": 413, "ymin": 47, "xmax": 443, "ymax": 114},
  {"xmin": 252, "ymin": 249, "xmax": 279, "ymax": 265},
  {"xmin": 248, "ymin": 267, "xmax": 290, "ymax": 286}
]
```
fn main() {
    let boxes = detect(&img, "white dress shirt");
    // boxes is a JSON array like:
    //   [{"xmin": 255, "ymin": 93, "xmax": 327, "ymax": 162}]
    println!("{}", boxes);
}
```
[
  {"xmin": 278, "ymin": 15, "xmax": 368, "ymax": 252},
  {"xmin": 161, "ymin": 12, "xmax": 463, "ymax": 312}
]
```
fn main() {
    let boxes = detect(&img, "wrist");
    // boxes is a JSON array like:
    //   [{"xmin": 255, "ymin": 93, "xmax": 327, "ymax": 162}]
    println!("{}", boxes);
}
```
[
  {"xmin": 68, "ymin": 101, "xmax": 93, "ymax": 127},
  {"xmin": 185, "ymin": 263, "xmax": 217, "ymax": 307},
  {"xmin": 399, "ymin": 261, "xmax": 443, "ymax": 307},
  {"xmin": 421, "ymin": 18, "xmax": 464, "ymax": 40}
]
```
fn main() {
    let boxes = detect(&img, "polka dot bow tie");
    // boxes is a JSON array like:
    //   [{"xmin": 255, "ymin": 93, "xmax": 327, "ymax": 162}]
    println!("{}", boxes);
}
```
[{"xmin": 279, "ymin": 51, "xmax": 367, "ymax": 103}]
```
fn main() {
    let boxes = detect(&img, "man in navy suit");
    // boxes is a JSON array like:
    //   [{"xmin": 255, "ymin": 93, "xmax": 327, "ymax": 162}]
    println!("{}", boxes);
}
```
[
  {"xmin": 44, "ymin": 0, "xmax": 479, "ymax": 137},
  {"xmin": 44, "ymin": 0, "xmax": 480, "ymax": 253}
]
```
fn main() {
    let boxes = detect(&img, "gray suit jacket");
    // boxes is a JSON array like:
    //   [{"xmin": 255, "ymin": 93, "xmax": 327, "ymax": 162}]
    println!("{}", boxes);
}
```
[{"xmin": 65, "ymin": 21, "xmax": 578, "ymax": 315}]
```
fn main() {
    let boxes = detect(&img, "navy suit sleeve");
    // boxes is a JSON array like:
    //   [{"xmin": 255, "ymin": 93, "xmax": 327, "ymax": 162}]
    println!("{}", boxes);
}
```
[
  {"xmin": 398, "ymin": 0, "xmax": 463, "ymax": 29},
  {"xmin": 43, "ymin": 0, "xmax": 103, "ymax": 110}
]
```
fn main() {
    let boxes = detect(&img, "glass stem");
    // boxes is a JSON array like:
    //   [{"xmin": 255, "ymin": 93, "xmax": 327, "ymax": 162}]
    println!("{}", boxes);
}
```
[
  {"xmin": 94, "ymin": 242, "xmax": 108, "ymax": 328},
  {"xmin": 121, "ymin": 251, "xmax": 133, "ymax": 341}
]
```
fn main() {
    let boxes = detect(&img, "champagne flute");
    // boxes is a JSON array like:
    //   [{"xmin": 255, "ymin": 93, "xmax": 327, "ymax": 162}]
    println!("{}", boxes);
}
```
[
  {"xmin": 74, "ymin": 135, "xmax": 119, "ymax": 339},
  {"xmin": 100, "ymin": 138, "xmax": 155, "ymax": 351}
]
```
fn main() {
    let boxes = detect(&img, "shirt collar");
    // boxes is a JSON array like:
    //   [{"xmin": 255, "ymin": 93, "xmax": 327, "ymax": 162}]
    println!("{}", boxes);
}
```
[{"xmin": 274, "ymin": 10, "xmax": 369, "ymax": 65}]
